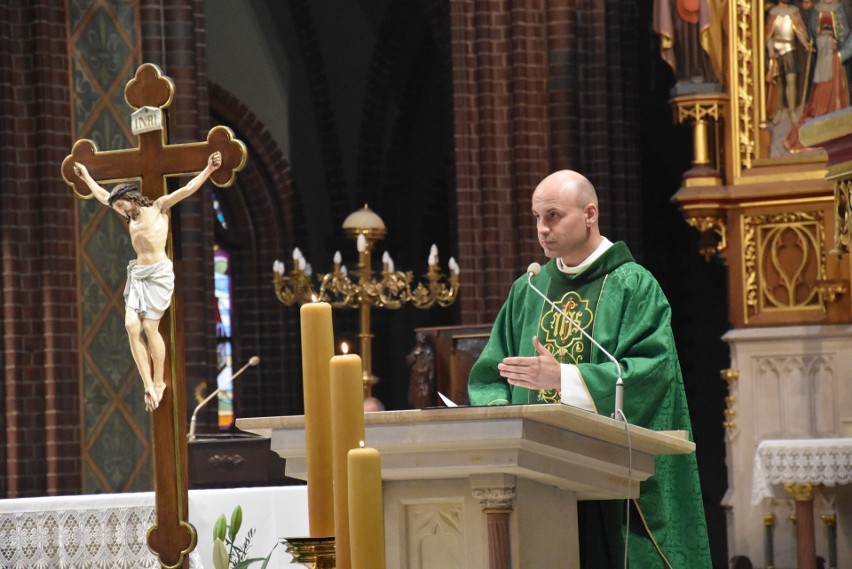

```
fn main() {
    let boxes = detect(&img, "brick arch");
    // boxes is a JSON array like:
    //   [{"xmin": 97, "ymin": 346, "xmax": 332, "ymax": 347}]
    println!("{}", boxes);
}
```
[{"xmin": 204, "ymin": 82, "xmax": 305, "ymax": 422}]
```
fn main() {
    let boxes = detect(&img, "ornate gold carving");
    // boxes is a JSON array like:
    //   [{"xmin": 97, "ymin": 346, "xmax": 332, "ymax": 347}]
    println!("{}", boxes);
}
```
[
  {"xmin": 831, "ymin": 179, "xmax": 852, "ymax": 255},
  {"xmin": 821, "ymin": 514, "xmax": 837, "ymax": 527},
  {"xmin": 675, "ymin": 100, "xmax": 725, "ymax": 123},
  {"xmin": 764, "ymin": 513, "xmax": 775, "ymax": 527},
  {"xmin": 720, "ymin": 368, "xmax": 740, "ymax": 383},
  {"xmin": 743, "ymin": 217, "xmax": 759, "ymax": 317},
  {"xmin": 815, "ymin": 279, "xmax": 848, "ymax": 307},
  {"xmin": 783, "ymin": 482, "xmax": 814, "ymax": 502},
  {"xmin": 721, "ymin": 368, "xmax": 739, "ymax": 433},
  {"xmin": 742, "ymin": 211, "xmax": 828, "ymax": 322},
  {"xmin": 723, "ymin": 405, "xmax": 737, "ymax": 432},
  {"xmin": 687, "ymin": 216, "xmax": 728, "ymax": 261},
  {"xmin": 735, "ymin": 0, "xmax": 757, "ymax": 172}
]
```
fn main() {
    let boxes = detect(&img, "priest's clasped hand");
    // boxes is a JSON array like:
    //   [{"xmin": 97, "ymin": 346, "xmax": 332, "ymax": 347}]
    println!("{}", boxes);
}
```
[{"xmin": 497, "ymin": 336, "xmax": 561, "ymax": 391}]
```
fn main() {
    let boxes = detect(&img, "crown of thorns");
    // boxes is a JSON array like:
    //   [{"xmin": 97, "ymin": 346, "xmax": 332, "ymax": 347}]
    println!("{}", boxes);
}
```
[{"xmin": 107, "ymin": 183, "xmax": 140, "ymax": 207}]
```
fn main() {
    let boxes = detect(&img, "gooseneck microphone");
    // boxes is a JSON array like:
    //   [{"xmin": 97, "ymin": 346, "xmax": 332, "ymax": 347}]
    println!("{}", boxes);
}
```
[
  {"xmin": 188, "ymin": 356, "xmax": 260, "ymax": 441},
  {"xmin": 526, "ymin": 263, "xmax": 625, "ymax": 421}
]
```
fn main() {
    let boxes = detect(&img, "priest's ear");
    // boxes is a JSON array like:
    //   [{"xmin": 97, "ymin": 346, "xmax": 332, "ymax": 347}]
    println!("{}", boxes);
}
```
[{"xmin": 583, "ymin": 201, "xmax": 598, "ymax": 228}]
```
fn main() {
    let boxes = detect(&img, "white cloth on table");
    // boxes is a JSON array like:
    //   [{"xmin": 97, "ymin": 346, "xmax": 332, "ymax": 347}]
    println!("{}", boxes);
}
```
[
  {"xmin": 751, "ymin": 438, "xmax": 852, "ymax": 505},
  {"xmin": 0, "ymin": 492, "xmax": 201, "ymax": 569},
  {"xmin": 123, "ymin": 259, "xmax": 175, "ymax": 320},
  {"xmin": 0, "ymin": 486, "xmax": 309, "ymax": 569}
]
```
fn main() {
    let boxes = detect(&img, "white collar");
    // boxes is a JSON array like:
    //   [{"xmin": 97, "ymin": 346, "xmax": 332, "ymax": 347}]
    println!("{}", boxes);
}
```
[{"xmin": 556, "ymin": 237, "xmax": 613, "ymax": 274}]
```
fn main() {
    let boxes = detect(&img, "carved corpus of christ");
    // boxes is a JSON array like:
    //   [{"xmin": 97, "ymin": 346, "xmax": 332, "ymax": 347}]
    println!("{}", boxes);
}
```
[{"xmin": 72, "ymin": 152, "xmax": 223, "ymax": 411}]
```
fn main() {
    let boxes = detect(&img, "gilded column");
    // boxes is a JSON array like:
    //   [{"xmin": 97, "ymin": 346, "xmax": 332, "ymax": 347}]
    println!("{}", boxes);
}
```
[{"xmin": 671, "ymin": 92, "xmax": 729, "ymax": 187}]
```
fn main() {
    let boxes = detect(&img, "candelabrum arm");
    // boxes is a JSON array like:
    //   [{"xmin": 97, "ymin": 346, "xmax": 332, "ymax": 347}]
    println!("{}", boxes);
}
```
[
  {"xmin": 374, "ymin": 270, "xmax": 413, "ymax": 308},
  {"xmin": 318, "ymin": 268, "xmax": 360, "ymax": 307},
  {"xmin": 408, "ymin": 265, "xmax": 459, "ymax": 308},
  {"xmin": 273, "ymin": 267, "xmax": 316, "ymax": 306}
]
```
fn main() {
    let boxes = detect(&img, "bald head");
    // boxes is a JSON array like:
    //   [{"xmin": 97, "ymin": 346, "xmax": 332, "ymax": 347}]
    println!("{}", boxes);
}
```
[
  {"xmin": 533, "ymin": 170, "xmax": 598, "ymax": 210},
  {"xmin": 531, "ymin": 170, "xmax": 602, "ymax": 265}
]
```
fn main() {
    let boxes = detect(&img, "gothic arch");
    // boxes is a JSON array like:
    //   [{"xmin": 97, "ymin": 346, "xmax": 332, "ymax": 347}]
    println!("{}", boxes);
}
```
[{"xmin": 204, "ymin": 82, "xmax": 304, "ymax": 421}]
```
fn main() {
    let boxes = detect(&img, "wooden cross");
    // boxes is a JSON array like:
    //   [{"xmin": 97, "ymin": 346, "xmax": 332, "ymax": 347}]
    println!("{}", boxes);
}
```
[{"xmin": 61, "ymin": 63, "xmax": 247, "ymax": 569}]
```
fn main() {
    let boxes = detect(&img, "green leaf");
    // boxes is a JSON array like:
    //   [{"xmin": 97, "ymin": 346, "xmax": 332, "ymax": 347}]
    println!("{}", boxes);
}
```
[
  {"xmin": 234, "ymin": 557, "xmax": 265, "ymax": 569},
  {"xmin": 213, "ymin": 514, "xmax": 227, "ymax": 542},
  {"xmin": 229, "ymin": 505, "xmax": 243, "ymax": 541},
  {"xmin": 259, "ymin": 542, "xmax": 279, "ymax": 569},
  {"xmin": 213, "ymin": 538, "xmax": 229, "ymax": 569}
]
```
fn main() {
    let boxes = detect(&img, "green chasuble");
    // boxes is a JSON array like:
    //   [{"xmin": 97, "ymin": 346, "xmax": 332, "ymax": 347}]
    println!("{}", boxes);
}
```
[{"xmin": 468, "ymin": 242, "xmax": 712, "ymax": 568}]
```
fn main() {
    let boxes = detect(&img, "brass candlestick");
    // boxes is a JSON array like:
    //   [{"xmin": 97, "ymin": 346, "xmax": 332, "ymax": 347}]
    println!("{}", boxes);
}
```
[
  {"xmin": 273, "ymin": 205, "xmax": 459, "ymax": 397},
  {"xmin": 281, "ymin": 536, "xmax": 336, "ymax": 568}
]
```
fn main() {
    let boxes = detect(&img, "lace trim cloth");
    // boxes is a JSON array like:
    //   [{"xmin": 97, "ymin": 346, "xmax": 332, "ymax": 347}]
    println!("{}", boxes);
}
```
[
  {"xmin": 0, "ymin": 493, "xmax": 202, "ymax": 568},
  {"xmin": 751, "ymin": 438, "xmax": 852, "ymax": 505}
]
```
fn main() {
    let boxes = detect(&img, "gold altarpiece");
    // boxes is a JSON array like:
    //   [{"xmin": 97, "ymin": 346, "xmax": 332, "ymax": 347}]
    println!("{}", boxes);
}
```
[{"xmin": 669, "ymin": 2, "xmax": 852, "ymax": 567}]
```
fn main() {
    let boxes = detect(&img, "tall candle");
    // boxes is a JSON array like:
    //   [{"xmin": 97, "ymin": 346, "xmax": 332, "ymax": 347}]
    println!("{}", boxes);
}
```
[
  {"xmin": 348, "ymin": 444, "xmax": 386, "ymax": 569},
  {"xmin": 300, "ymin": 301, "xmax": 335, "ymax": 537},
  {"xmin": 330, "ymin": 352, "xmax": 366, "ymax": 569}
]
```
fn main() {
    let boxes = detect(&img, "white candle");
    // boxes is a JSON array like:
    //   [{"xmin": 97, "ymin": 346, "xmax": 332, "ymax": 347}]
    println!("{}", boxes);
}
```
[{"xmin": 449, "ymin": 257, "xmax": 459, "ymax": 275}]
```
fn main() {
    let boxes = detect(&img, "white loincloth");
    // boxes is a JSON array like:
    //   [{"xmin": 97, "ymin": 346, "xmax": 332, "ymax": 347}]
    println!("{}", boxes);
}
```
[{"xmin": 123, "ymin": 259, "xmax": 175, "ymax": 320}]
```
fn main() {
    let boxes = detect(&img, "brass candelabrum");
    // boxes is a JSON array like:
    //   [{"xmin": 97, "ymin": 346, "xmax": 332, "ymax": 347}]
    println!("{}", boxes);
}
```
[{"xmin": 273, "ymin": 205, "xmax": 460, "ymax": 397}]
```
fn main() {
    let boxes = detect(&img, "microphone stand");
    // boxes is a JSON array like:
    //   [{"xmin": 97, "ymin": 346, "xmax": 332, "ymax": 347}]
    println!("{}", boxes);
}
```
[
  {"xmin": 188, "ymin": 356, "xmax": 260, "ymax": 441},
  {"xmin": 526, "ymin": 264, "xmax": 625, "ymax": 421}
]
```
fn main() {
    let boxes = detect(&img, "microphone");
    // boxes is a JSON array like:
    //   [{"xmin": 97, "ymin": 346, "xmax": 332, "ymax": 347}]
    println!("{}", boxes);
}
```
[
  {"xmin": 188, "ymin": 356, "xmax": 260, "ymax": 441},
  {"xmin": 526, "ymin": 263, "xmax": 625, "ymax": 421}
]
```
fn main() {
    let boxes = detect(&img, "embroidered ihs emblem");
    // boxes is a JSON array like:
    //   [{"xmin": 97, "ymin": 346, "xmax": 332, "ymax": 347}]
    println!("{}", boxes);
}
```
[{"xmin": 539, "ymin": 290, "xmax": 594, "ymax": 365}]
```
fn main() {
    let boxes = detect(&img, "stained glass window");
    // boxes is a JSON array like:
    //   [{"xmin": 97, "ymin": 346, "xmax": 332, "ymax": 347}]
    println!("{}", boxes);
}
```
[{"xmin": 214, "ymin": 244, "xmax": 234, "ymax": 430}]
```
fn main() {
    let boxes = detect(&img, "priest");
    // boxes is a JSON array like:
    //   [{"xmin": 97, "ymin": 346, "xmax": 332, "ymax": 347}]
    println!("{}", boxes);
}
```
[{"xmin": 468, "ymin": 170, "xmax": 712, "ymax": 568}]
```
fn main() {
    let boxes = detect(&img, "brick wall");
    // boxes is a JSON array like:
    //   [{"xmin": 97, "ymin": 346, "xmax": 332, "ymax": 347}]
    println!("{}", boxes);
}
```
[
  {"xmin": 0, "ymin": 2, "xmax": 79, "ymax": 497},
  {"xmin": 451, "ymin": 0, "xmax": 644, "ymax": 324}
]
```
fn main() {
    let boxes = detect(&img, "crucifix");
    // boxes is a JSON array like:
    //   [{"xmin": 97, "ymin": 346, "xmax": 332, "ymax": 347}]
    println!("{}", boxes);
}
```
[{"xmin": 61, "ymin": 63, "xmax": 247, "ymax": 569}]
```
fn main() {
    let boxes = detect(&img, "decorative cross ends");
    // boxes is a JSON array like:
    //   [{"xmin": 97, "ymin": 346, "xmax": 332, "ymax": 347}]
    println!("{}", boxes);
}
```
[{"xmin": 60, "ymin": 63, "xmax": 246, "ymax": 197}]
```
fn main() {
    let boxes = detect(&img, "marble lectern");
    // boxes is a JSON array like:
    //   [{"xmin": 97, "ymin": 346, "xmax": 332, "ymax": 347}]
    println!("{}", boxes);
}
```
[{"xmin": 237, "ymin": 404, "xmax": 695, "ymax": 569}]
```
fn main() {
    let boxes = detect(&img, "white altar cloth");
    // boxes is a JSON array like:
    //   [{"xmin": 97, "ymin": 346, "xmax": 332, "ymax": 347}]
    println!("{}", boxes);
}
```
[
  {"xmin": 752, "ymin": 438, "xmax": 852, "ymax": 505},
  {"xmin": 0, "ymin": 486, "xmax": 308, "ymax": 569}
]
